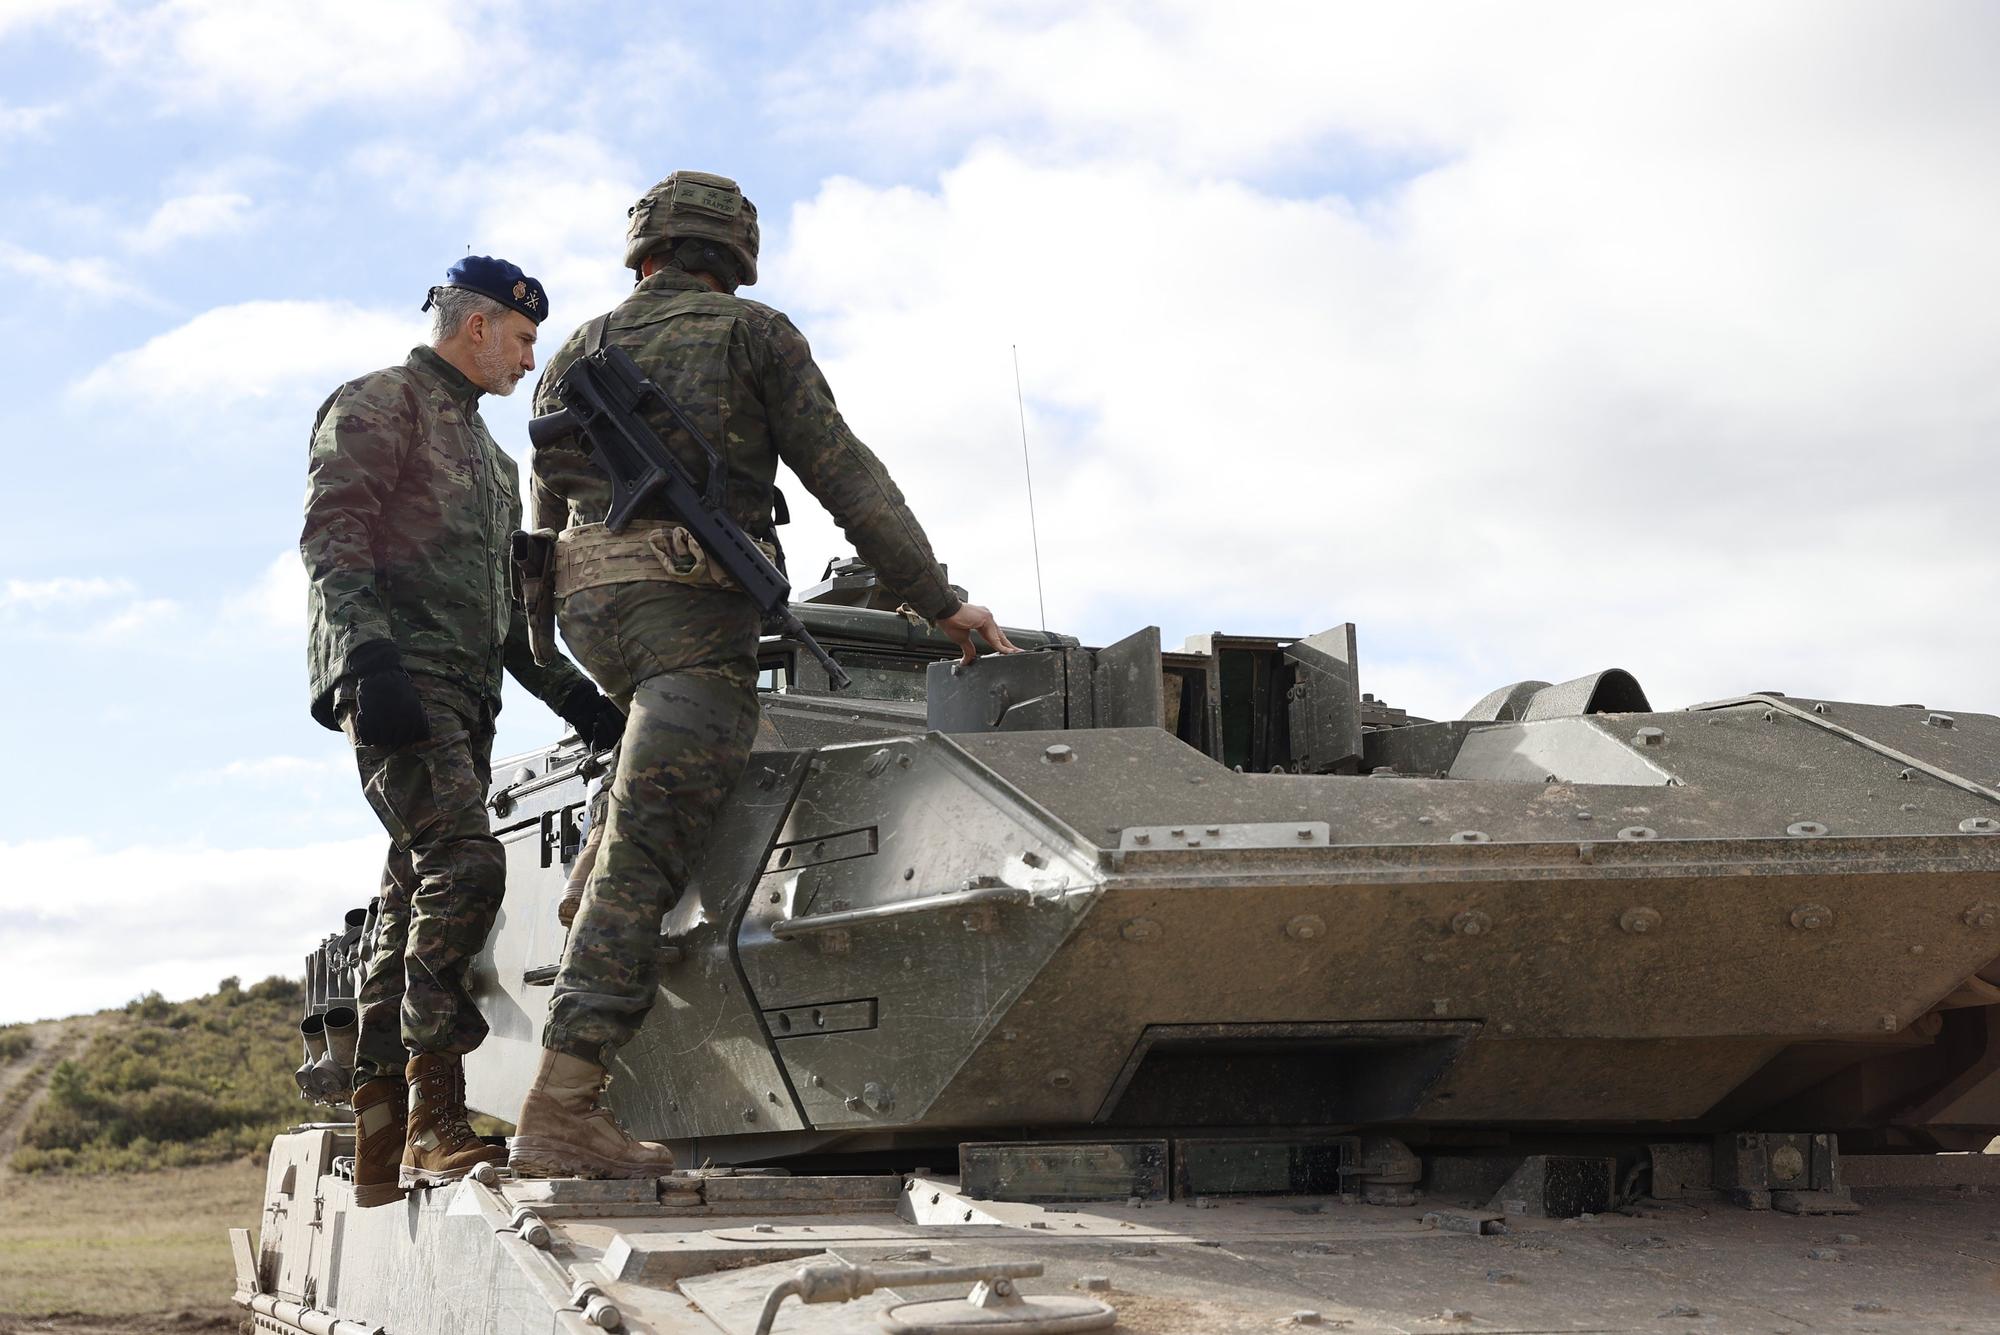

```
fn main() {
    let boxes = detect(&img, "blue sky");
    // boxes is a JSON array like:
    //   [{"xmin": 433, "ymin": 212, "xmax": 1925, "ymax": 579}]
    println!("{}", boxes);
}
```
[{"xmin": 4, "ymin": 0, "xmax": 1999, "ymax": 1022}]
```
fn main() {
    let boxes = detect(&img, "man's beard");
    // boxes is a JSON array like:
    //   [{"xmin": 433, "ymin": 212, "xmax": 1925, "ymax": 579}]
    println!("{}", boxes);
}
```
[{"xmin": 473, "ymin": 339, "xmax": 523, "ymax": 396}]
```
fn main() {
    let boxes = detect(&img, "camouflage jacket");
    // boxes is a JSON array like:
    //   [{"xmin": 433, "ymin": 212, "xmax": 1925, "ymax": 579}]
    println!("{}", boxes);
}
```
[
  {"xmin": 302, "ymin": 346, "xmax": 591, "ymax": 728},
  {"xmin": 530, "ymin": 269, "xmax": 961, "ymax": 621}
]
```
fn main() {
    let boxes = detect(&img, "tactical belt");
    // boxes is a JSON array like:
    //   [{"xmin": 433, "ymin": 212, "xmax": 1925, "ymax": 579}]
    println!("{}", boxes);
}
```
[{"xmin": 553, "ymin": 521, "xmax": 778, "ymax": 597}]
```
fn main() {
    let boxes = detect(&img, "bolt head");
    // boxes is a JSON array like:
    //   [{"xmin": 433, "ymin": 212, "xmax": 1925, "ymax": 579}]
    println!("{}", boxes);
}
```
[
  {"xmin": 1789, "ymin": 904, "xmax": 1834, "ymax": 930},
  {"xmin": 1043, "ymin": 743, "xmax": 1074, "ymax": 763},
  {"xmin": 1619, "ymin": 907, "xmax": 1662, "ymax": 935},
  {"xmin": 1121, "ymin": 917, "xmax": 1162, "ymax": 942},
  {"xmin": 1285, "ymin": 914, "xmax": 1327, "ymax": 941},
  {"xmin": 1451, "ymin": 909, "xmax": 1492, "ymax": 937}
]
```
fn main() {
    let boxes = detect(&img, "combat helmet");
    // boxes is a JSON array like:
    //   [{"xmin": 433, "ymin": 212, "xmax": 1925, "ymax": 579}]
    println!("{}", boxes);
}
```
[{"xmin": 625, "ymin": 171, "xmax": 759, "ymax": 287}]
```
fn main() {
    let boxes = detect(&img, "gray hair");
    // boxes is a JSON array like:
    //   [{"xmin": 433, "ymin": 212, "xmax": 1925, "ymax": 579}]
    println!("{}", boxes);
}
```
[{"xmin": 428, "ymin": 286, "xmax": 512, "ymax": 343}]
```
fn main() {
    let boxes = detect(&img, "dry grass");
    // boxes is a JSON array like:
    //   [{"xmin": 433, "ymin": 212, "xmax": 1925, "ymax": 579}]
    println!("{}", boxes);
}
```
[{"xmin": 0, "ymin": 1159, "xmax": 262, "ymax": 1323}]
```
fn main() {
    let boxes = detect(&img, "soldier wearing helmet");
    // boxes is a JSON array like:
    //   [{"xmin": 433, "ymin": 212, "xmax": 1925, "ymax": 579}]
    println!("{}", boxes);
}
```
[{"xmin": 507, "ymin": 172, "xmax": 1019, "ymax": 1178}]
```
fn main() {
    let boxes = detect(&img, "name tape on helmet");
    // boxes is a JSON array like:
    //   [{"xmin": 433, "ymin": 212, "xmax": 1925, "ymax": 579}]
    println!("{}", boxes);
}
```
[{"xmin": 670, "ymin": 178, "xmax": 742, "ymax": 218}]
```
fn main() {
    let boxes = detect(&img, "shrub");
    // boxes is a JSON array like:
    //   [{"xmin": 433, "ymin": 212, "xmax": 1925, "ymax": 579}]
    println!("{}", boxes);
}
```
[
  {"xmin": 0, "ymin": 1027, "xmax": 33, "ymax": 1064},
  {"xmin": 14, "ymin": 978, "xmax": 315, "ymax": 1175}
]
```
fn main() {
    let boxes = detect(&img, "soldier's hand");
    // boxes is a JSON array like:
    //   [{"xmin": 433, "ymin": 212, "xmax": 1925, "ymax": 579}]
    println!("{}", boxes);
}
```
[
  {"xmin": 351, "ymin": 651, "xmax": 432, "ymax": 750},
  {"xmin": 558, "ymin": 685, "xmax": 627, "ymax": 752},
  {"xmin": 937, "ymin": 602, "xmax": 1021, "ymax": 667}
]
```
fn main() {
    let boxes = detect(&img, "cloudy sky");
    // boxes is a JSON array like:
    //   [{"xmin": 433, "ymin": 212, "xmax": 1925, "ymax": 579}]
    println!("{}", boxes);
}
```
[{"xmin": 2, "ymin": 1, "xmax": 1997, "ymax": 1023}]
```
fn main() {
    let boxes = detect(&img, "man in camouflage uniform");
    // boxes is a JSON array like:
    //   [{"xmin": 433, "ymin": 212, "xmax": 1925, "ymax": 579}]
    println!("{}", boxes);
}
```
[
  {"xmin": 302, "ymin": 256, "xmax": 625, "ymax": 1206},
  {"xmin": 508, "ymin": 172, "xmax": 1018, "ymax": 1177}
]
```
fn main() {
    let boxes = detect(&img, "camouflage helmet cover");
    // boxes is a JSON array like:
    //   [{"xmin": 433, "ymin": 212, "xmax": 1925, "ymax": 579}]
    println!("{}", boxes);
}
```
[{"xmin": 624, "ymin": 170, "xmax": 760, "ymax": 285}]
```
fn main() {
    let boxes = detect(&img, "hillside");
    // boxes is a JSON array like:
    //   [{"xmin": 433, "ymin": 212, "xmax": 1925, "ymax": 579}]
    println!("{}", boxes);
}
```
[
  {"xmin": 0, "ymin": 980, "xmax": 317, "ymax": 1330},
  {"xmin": 7, "ymin": 976, "xmax": 315, "ymax": 1176}
]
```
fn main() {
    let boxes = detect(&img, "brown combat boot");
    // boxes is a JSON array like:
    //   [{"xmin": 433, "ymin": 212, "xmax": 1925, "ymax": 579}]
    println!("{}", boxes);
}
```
[
  {"xmin": 509, "ymin": 1050, "xmax": 675, "ymax": 1179},
  {"xmin": 400, "ymin": 1052, "xmax": 506, "ymax": 1189},
  {"xmin": 351, "ymin": 1076, "xmax": 408, "ymax": 1208}
]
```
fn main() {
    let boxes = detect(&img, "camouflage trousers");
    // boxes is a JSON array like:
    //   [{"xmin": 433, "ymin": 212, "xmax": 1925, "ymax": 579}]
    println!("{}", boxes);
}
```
[
  {"xmin": 343, "ymin": 675, "xmax": 504, "ymax": 1084},
  {"xmin": 543, "ymin": 580, "xmax": 761, "ymax": 1065}
]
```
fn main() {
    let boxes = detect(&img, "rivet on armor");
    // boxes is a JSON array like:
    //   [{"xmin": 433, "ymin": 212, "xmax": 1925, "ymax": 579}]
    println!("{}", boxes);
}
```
[
  {"xmin": 1619, "ymin": 907, "xmax": 1661, "ymax": 935},
  {"xmin": 1789, "ymin": 903, "xmax": 1834, "ymax": 930},
  {"xmin": 1964, "ymin": 903, "xmax": 2000, "ymax": 929},
  {"xmin": 1787, "ymin": 821, "xmax": 1829, "ymax": 837},
  {"xmin": 1285, "ymin": 914, "xmax": 1326, "ymax": 941},
  {"xmin": 1618, "ymin": 826, "xmax": 1657, "ymax": 841},
  {"xmin": 1121, "ymin": 917, "xmax": 1162, "ymax": 942},
  {"xmin": 1048, "ymin": 1069, "xmax": 1074, "ymax": 1089},
  {"xmin": 1451, "ymin": 910, "xmax": 1491, "ymax": 937},
  {"xmin": 1451, "ymin": 830, "xmax": 1489, "ymax": 844}
]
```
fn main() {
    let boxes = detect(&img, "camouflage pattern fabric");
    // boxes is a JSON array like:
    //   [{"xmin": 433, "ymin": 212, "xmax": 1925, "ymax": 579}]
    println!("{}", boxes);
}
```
[
  {"xmin": 305, "ymin": 344, "xmax": 592, "ymax": 1077},
  {"xmin": 530, "ymin": 269, "xmax": 961, "ymax": 621},
  {"xmin": 530, "ymin": 269, "xmax": 963, "ymax": 1061},
  {"xmin": 302, "ymin": 345, "xmax": 589, "ymax": 728},
  {"xmin": 346, "ymin": 675, "xmax": 503, "ymax": 1081},
  {"xmin": 542, "ymin": 581, "xmax": 761, "ymax": 1062}
]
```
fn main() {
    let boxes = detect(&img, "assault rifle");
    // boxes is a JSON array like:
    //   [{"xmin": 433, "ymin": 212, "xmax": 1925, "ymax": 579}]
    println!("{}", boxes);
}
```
[{"xmin": 528, "ymin": 345, "xmax": 852, "ymax": 690}]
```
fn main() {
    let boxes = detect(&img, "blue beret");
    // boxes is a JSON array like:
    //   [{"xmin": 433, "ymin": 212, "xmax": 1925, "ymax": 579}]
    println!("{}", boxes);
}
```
[{"xmin": 422, "ymin": 255, "xmax": 548, "ymax": 324}]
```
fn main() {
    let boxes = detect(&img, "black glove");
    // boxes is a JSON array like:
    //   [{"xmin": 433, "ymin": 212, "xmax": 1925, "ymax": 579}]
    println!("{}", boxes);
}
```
[
  {"xmin": 557, "ymin": 684, "xmax": 626, "ymax": 751},
  {"xmin": 347, "ymin": 641, "xmax": 431, "ymax": 749}
]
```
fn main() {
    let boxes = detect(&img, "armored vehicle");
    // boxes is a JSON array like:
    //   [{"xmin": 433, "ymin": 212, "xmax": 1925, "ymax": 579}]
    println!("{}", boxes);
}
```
[{"xmin": 240, "ymin": 570, "xmax": 2000, "ymax": 1333}]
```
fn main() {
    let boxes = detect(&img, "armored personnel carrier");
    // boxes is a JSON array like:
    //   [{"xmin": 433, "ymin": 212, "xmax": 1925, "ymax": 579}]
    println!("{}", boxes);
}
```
[{"xmin": 239, "ymin": 568, "xmax": 2000, "ymax": 1333}]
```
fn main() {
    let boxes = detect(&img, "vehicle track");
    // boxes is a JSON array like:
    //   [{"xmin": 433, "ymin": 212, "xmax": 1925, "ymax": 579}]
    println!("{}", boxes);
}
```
[{"xmin": 0, "ymin": 1017, "xmax": 103, "ymax": 1178}]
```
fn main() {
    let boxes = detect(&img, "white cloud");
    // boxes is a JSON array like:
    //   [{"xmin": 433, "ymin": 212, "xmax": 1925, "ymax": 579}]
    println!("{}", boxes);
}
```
[
  {"xmin": 219, "ymin": 550, "xmax": 305, "ymax": 642},
  {"xmin": 0, "ymin": 238, "xmax": 121, "ymax": 300},
  {"xmin": 0, "ymin": 575, "xmax": 134, "ymax": 610},
  {"xmin": 758, "ymin": 3, "xmax": 2000, "ymax": 720},
  {"xmin": 75, "ymin": 299, "xmax": 421, "ymax": 408},
  {"xmin": 0, "ymin": 0, "xmax": 104, "ymax": 43},
  {"xmin": 0, "ymin": 835, "xmax": 381, "ymax": 1024},
  {"xmin": 0, "ymin": 102, "xmax": 62, "ymax": 138},
  {"xmin": 0, "ymin": 575, "xmax": 181, "ymax": 643},
  {"xmin": 79, "ymin": 0, "xmax": 529, "ymax": 121},
  {"xmin": 126, "ymin": 188, "xmax": 255, "ymax": 252},
  {"xmin": 354, "ymin": 130, "xmax": 640, "ymax": 329}
]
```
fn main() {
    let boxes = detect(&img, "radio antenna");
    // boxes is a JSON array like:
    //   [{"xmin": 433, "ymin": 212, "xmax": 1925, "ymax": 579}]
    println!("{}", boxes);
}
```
[{"xmin": 1011, "ymin": 344, "xmax": 1049, "ymax": 631}]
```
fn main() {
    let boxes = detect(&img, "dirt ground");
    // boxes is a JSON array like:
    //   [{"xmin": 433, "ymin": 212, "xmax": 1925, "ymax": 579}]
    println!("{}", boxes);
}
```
[
  {"xmin": 0, "ymin": 1159, "xmax": 261, "ymax": 1333},
  {"xmin": 0, "ymin": 1018, "xmax": 104, "ymax": 1175}
]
